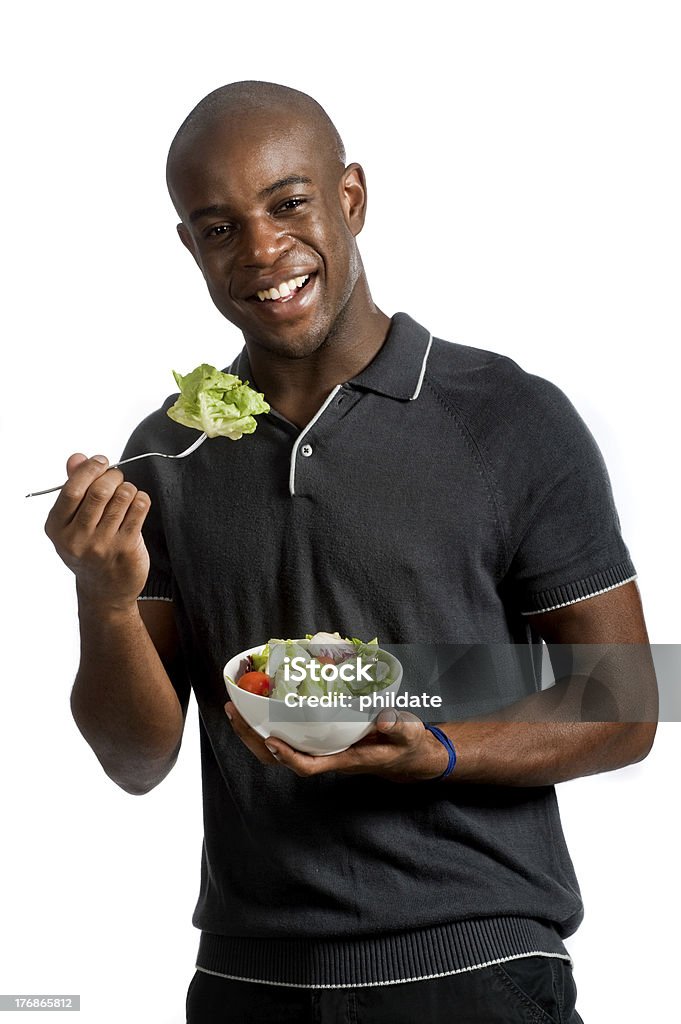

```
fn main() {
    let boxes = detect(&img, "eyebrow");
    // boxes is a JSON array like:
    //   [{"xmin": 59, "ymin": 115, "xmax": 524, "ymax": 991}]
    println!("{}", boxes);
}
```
[
  {"xmin": 257, "ymin": 175, "xmax": 312, "ymax": 198},
  {"xmin": 188, "ymin": 175, "xmax": 313, "ymax": 224},
  {"xmin": 189, "ymin": 204, "xmax": 229, "ymax": 224}
]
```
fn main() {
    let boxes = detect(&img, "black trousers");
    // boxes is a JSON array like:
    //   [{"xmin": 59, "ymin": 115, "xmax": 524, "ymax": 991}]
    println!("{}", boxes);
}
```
[{"xmin": 186, "ymin": 955, "xmax": 584, "ymax": 1023}]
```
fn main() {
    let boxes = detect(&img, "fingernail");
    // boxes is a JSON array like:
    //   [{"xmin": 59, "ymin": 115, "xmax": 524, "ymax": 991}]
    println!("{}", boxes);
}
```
[
  {"xmin": 224, "ymin": 704, "xmax": 233, "ymax": 720},
  {"xmin": 93, "ymin": 454, "xmax": 108, "ymax": 464},
  {"xmin": 265, "ymin": 744, "xmax": 279, "ymax": 760}
]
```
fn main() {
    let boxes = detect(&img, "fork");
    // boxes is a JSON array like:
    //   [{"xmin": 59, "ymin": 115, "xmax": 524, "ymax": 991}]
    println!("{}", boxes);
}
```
[{"xmin": 25, "ymin": 432, "xmax": 209, "ymax": 498}]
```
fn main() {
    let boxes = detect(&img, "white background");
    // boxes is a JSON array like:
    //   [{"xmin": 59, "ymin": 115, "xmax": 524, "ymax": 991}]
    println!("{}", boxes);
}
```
[{"xmin": 2, "ymin": 2, "xmax": 679, "ymax": 1021}]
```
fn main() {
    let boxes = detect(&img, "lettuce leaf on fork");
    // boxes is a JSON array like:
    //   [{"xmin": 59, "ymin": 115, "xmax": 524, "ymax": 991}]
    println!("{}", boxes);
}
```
[{"xmin": 167, "ymin": 364, "xmax": 270, "ymax": 439}]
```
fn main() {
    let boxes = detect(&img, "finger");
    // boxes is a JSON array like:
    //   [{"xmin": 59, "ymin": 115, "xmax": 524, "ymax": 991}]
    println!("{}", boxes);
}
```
[
  {"xmin": 118, "ymin": 490, "xmax": 151, "ymax": 538},
  {"xmin": 96, "ymin": 481, "xmax": 142, "ymax": 537},
  {"xmin": 262, "ymin": 735, "xmax": 386, "ymax": 777},
  {"xmin": 47, "ymin": 455, "xmax": 113, "ymax": 530},
  {"xmin": 224, "ymin": 701, "xmax": 279, "ymax": 765},
  {"xmin": 69, "ymin": 468, "xmax": 126, "ymax": 532},
  {"xmin": 261, "ymin": 739, "xmax": 342, "ymax": 776},
  {"xmin": 66, "ymin": 453, "xmax": 88, "ymax": 476},
  {"xmin": 260, "ymin": 713, "xmax": 419, "ymax": 776},
  {"xmin": 263, "ymin": 714, "xmax": 445, "ymax": 781}
]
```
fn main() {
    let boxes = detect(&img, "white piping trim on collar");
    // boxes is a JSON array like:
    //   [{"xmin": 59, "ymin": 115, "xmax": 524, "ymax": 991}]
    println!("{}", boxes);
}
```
[
  {"xmin": 289, "ymin": 384, "xmax": 343, "ymax": 496},
  {"xmin": 410, "ymin": 333, "xmax": 433, "ymax": 400}
]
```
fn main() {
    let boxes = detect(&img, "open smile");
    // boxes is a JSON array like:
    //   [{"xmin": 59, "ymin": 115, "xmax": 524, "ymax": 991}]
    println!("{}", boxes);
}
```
[
  {"xmin": 254, "ymin": 273, "xmax": 314, "ymax": 303},
  {"xmin": 246, "ymin": 272, "xmax": 318, "ymax": 317}
]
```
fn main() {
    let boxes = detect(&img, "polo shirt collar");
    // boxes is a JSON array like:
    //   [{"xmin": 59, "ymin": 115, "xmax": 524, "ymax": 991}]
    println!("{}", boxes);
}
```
[
  {"xmin": 229, "ymin": 311, "xmax": 433, "ymax": 403},
  {"xmin": 347, "ymin": 312, "xmax": 433, "ymax": 401}
]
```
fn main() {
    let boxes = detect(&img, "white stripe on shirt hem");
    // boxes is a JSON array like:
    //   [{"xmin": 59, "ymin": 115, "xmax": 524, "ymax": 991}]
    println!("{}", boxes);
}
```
[
  {"xmin": 194, "ymin": 951, "xmax": 572, "ymax": 990},
  {"xmin": 137, "ymin": 595, "xmax": 174, "ymax": 603},
  {"xmin": 520, "ymin": 574, "xmax": 637, "ymax": 616}
]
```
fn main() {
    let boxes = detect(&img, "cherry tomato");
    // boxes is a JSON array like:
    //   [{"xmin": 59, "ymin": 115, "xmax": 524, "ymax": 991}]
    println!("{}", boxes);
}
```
[{"xmin": 237, "ymin": 671, "xmax": 272, "ymax": 696}]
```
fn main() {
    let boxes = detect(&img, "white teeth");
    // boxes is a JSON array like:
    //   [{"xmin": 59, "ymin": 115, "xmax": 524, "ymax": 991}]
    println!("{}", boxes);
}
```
[{"xmin": 255, "ymin": 274, "xmax": 311, "ymax": 302}]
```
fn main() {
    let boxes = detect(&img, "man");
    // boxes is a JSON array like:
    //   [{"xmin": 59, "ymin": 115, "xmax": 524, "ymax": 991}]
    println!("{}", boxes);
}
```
[{"xmin": 45, "ymin": 82, "xmax": 656, "ymax": 1023}]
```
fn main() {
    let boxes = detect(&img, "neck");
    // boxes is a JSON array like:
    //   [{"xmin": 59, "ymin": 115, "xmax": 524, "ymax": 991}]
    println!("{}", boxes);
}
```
[{"xmin": 244, "ymin": 280, "xmax": 391, "ymax": 428}]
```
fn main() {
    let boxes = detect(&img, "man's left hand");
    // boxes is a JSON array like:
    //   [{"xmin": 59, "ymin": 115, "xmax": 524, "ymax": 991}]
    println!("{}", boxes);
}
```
[{"xmin": 224, "ymin": 701, "xmax": 449, "ymax": 782}]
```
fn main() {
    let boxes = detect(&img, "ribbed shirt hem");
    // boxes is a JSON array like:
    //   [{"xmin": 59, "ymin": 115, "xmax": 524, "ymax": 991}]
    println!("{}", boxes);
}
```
[
  {"xmin": 520, "ymin": 560, "xmax": 637, "ymax": 615},
  {"xmin": 196, "ymin": 917, "xmax": 569, "ymax": 989}
]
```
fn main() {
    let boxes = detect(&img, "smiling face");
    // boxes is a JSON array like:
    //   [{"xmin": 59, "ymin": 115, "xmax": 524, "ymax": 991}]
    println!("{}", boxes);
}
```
[{"xmin": 168, "ymin": 110, "xmax": 368, "ymax": 360}]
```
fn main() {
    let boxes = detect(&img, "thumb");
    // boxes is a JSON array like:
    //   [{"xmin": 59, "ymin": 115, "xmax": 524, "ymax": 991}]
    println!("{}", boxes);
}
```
[
  {"xmin": 66, "ymin": 453, "xmax": 90, "ymax": 476},
  {"xmin": 374, "ymin": 709, "xmax": 424, "ymax": 743}
]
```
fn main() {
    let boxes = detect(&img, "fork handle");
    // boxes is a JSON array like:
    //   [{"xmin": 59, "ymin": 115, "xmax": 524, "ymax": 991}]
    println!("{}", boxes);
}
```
[
  {"xmin": 25, "ymin": 458, "xmax": 142, "ymax": 498},
  {"xmin": 24, "ymin": 460, "xmax": 135, "ymax": 499},
  {"xmin": 26, "ymin": 432, "xmax": 208, "ymax": 497},
  {"xmin": 25, "ymin": 483, "xmax": 68, "ymax": 498}
]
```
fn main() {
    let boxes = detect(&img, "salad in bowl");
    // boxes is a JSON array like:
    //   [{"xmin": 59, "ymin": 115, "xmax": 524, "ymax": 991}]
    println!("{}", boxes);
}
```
[{"xmin": 224, "ymin": 632, "xmax": 403, "ymax": 756}]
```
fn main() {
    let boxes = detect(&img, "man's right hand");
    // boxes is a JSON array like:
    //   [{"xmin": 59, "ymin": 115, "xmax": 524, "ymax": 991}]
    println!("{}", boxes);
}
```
[{"xmin": 44, "ymin": 453, "xmax": 151, "ymax": 611}]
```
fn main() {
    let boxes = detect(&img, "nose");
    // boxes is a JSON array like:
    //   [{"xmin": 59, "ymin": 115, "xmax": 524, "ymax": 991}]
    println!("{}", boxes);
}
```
[{"xmin": 239, "ymin": 215, "xmax": 291, "ymax": 269}]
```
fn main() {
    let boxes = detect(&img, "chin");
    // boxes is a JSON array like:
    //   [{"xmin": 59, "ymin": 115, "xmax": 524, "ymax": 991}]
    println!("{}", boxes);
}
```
[{"xmin": 247, "ymin": 322, "xmax": 333, "ymax": 360}]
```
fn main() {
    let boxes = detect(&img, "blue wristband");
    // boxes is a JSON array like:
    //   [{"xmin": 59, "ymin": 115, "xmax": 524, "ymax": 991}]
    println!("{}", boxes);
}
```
[{"xmin": 423, "ymin": 724, "xmax": 457, "ymax": 780}]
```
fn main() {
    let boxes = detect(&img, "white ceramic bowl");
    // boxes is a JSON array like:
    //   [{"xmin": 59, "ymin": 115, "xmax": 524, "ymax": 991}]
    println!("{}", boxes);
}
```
[{"xmin": 224, "ymin": 643, "xmax": 403, "ymax": 756}]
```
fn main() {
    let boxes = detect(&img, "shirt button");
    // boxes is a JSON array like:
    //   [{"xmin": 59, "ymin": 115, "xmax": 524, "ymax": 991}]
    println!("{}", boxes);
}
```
[{"xmin": 301, "ymin": 443, "xmax": 313, "ymax": 457}]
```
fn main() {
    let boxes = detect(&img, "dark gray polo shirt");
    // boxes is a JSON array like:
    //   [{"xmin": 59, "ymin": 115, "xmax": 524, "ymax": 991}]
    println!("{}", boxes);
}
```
[{"xmin": 122, "ymin": 312, "xmax": 636, "ymax": 987}]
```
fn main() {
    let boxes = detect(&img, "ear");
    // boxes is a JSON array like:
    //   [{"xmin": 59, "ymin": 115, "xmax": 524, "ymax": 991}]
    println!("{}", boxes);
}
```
[
  {"xmin": 339, "ymin": 163, "xmax": 367, "ymax": 237},
  {"xmin": 177, "ymin": 222, "xmax": 202, "ymax": 269}
]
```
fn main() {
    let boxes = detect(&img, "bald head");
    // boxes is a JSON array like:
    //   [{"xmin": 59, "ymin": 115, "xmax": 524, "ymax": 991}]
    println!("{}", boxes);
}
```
[
  {"xmin": 167, "ymin": 81, "xmax": 346, "ymax": 203},
  {"xmin": 164, "ymin": 81, "xmax": 373, "ymax": 360}
]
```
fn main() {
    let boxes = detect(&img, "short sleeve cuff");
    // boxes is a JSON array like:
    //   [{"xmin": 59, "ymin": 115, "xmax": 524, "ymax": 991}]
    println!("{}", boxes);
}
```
[{"xmin": 519, "ymin": 559, "xmax": 637, "ymax": 615}]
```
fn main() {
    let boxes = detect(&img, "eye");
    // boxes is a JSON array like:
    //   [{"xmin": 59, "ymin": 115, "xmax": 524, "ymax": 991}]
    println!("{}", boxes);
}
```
[
  {"xmin": 275, "ymin": 196, "xmax": 307, "ymax": 214},
  {"xmin": 205, "ymin": 224, "xmax": 235, "ymax": 240}
]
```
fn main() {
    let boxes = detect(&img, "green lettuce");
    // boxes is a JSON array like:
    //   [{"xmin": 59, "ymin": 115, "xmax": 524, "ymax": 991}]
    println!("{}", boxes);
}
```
[
  {"xmin": 167, "ymin": 364, "xmax": 270, "ymax": 439},
  {"xmin": 250, "ymin": 646, "xmax": 270, "ymax": 673}
]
